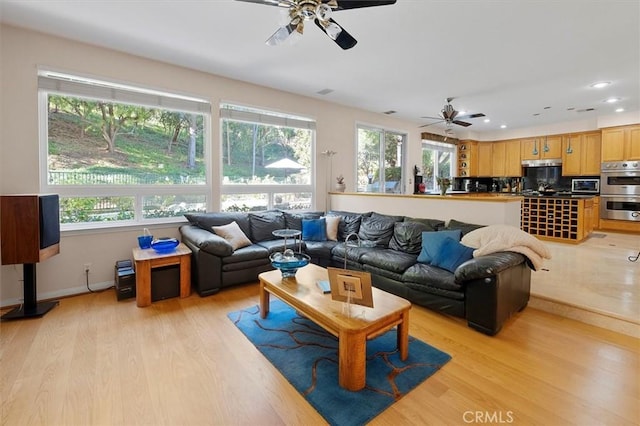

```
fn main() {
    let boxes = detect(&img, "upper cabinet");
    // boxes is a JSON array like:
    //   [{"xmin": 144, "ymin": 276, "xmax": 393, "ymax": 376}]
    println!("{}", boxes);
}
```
[
  {"xmin": 601, "ymin": 124, "xmax": 640, "ymax": 161},
  {"xmin": 562, "ymin": 132, "xmax": 601, "ymax": 176},
  {"xmin": 492, "ymin": 140, "xmax": 522, "ymax": 177},
  {"xmin": 477, "ymin": 142, "xmax": 493, "ymax": 177},
  {"xmin": 521, "ymin": 136, "xmax": 562, "ymax": 160}
]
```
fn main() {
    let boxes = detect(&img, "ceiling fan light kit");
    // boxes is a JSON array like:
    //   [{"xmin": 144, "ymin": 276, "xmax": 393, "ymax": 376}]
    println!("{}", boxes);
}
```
[{"xmin": 236, "ymin": 0, "xmax": 397, "ymax": 49}]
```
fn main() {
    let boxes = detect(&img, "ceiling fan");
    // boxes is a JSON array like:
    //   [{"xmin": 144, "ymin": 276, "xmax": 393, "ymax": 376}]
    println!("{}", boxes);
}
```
[
  {"xmin": 420, "ymin": 97, "xmax": 486, "ymax": 128},
  {"xmin": 235, "ymin": 0, "xmax": 397, "ymax": 50}
]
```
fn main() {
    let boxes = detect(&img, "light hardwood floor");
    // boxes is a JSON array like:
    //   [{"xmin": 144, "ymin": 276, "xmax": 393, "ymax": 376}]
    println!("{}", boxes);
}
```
[
  {"xmin": 530, "ymin": 231, "xmax": 639, "ymax": 336},
  {"xmin": 1, "ymin": 281, "xmax": 638, "ymax": 426}
]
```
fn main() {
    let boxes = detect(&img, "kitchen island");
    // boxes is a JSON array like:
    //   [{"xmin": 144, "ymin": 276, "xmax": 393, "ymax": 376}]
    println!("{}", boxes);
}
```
[
  {"xmin": 521, "ymin": 195, "xmax": 595, "ymax": 243},
  {"xmin": 328, "ymin": 192, "xmax": 523, "ymax": 227}
]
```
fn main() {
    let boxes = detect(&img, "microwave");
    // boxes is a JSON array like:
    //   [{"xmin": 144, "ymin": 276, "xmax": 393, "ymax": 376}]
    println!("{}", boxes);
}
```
[{"xmin": 571, "ymin": 178, "xmax": 600, "ymax": 193}]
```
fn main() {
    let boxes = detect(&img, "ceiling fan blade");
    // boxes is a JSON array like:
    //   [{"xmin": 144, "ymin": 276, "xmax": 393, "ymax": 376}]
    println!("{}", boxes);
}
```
[
  {"xmin": 419, "ymin": 120, "xmax": 445, "ymax": 128},
  {"xmin": 314, "ymin": 18, "xmax": 357, "ymax": 49},
  {"xmin": 457, "ymin": 113, "xmax": 486, "ymax": 120},
  {"xmin": 452, "ymin": 120, "xmax": 472, "ymax": 127},
  {"xmin": 336, "ymin": 0, "xmax": 397, "ymax": 10},
  {"xmin": 235, "ymin": 0, "xmax": 294, "ymax": 7},
  {"xmin": 265, "ymin": 23, "xmax": 297, "ymax": 46},
  {"xmin": 420, "ymin": 115, "xmax": 443, "ymax": 120}
]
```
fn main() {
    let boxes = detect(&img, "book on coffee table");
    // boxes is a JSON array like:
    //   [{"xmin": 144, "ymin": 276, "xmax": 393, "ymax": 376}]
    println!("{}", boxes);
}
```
[{"xmin": 316, "ymin": 280, "xmax": 331, "ymax": 294}]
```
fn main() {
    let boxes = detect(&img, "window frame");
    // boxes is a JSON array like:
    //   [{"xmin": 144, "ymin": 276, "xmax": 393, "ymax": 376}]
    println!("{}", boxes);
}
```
[
  {"xmin": 38, "ymin": 71, "xmax": 212, "ymax": 231},
  {"xmin": 219, "ymin": 103, "xmax": 316, "ymax": 212},
  {"xmin": 355, "ymin": 123, "xmax": 407, "ymax": 194},
  {"xmin": 421, "ymin": 140, "xmax": 457, "ymax": 191}
]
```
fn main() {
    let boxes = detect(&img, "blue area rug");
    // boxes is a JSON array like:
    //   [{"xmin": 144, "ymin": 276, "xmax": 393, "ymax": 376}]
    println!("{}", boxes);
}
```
[{"xmin": 227, "ymin": 300, "xmax": 451, "ymax": 426}]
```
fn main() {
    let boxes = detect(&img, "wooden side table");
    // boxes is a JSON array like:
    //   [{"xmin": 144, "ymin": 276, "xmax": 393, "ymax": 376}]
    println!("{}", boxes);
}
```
[{"xmin": 132, "ymin": 243, "xmax": 192, "ymax": 307}]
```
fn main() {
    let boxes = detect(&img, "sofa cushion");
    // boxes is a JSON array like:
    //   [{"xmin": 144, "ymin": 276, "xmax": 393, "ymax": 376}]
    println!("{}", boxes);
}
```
[
  {"xmin": 389, "ymin": 221, "xmax": 432, "ymax": 254},
  {"xmin": 360, "ymin": 249, "xmax": 417, "ymax": 274},
  {"xmin": 358, "ymin": 213, "xmax": 402, "ymax": 247},
  {"xmin": 220, "ymin": 244, "xmax": 270, "ymax": 265},
  {"xmin": 331, "ymin": 244, "xmax": 380, "ymax": 265},
  {"xmin": 417, "ymin": 230, "xmax": 462, "ymax": 264},
  {"xmin": 211, "ymin": 221, "xmax": 252, "ymax": 251},
  {"xmin": 283, "ymin": 210, "xmax": 324, "ymax": 231},
  {"xmin": 302, "ymin": 218, "xmax": 327, "ymax": 241},
  {"xmin": 402, "ymin": 263, "xmax": 463, "ymax": 293},
  {"xmin": 431, "ymin": 237, "xmax": 475, "ymax": 273},
  {"xmin": 327, "ymin": 210, "xmax": 370, "ymax": 241},
  {"xmin": 404, "ymin": 217, "xmax": 445, "ymax": 232},
  {"xmin": 256, "ymin": 239, "xmax": 305, "ymax": 255},
  {"xmin": 323, "ymin": 215, "xmax": 341, "ymax": 241},
  {"xmin": 303, "ymin": 240, "xmax": 337, "ymax": 259},
  {"xmin": 185, "ymin": 212, "xmax": 251, "ymax": 238},
  {"xmin": 249, "ymin": 210, "xmax": 286, "ymax": 242},
  {"xmin": 445, "ymin": 219, "xmax": 485, "ymax": 236}
]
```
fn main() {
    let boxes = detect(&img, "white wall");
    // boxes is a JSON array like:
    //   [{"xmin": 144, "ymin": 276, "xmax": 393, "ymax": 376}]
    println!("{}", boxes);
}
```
[{"xmin": 0, "ymin": 24, "xmax": 424, "ymax": 306}]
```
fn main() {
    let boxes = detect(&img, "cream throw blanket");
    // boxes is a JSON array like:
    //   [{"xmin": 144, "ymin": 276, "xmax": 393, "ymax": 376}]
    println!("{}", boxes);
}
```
[{"xmin": 461, "ymin": 224, "xmax": 551, "ymax": 270}]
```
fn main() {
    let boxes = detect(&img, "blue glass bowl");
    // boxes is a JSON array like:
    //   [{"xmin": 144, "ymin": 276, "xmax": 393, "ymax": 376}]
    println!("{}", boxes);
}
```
[
  {"xmin": 150, "ymin": 237, "xmax": 179, "ymax": 253},
  {"xmin": 270, "ymin": 252, "xmax": 310, "ymax": 278}
]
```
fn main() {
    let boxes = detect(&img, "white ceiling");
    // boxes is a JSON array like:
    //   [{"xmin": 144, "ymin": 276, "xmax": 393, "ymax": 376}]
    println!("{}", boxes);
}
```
[{"xmin": 1, "ymin": 0, "xmax": 639, "ymax": 138}]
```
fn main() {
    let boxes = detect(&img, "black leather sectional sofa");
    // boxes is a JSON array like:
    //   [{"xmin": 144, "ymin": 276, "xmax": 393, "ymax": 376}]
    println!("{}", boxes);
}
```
[{"xmin": 179, "ymin": 210, "xmax": 531, "ymax": 335}]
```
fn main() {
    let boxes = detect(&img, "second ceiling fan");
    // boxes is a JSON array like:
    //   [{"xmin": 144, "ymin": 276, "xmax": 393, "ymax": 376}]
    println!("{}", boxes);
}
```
[
  {"xmin": 236, "ymin": 0, "xmax": 397, "ymax": 50},
  {"xmin": 420, "ymin": 97, "xmax": 486, "ymax": 128}
]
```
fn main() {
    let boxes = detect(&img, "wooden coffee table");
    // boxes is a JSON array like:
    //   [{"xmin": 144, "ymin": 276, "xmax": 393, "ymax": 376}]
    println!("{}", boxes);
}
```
[{"xmin": 259, "ymin": 263, "xmax": 411, "ymax": 391}]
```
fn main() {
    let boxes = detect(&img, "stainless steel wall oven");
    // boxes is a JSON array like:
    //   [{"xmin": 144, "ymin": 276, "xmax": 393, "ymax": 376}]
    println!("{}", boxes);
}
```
[{"xmin": 600, "ymin": 161, "xmax": 640, "ymax": 221}]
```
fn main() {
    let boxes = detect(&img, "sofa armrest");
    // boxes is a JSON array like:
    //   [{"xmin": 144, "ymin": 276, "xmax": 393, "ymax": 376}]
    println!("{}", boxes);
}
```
[
  {"xmin": 454, "ymin": 252, "xmax": 526, "ymax": 283},
  {"xmin": 179, "ymin": 224, "xmax": 233, "ymax": 257}
]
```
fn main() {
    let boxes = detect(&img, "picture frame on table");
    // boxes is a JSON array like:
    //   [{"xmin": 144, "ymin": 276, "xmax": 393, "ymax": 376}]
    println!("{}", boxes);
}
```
[{"xmin": 327, "ymin": 267, "xmax": 374, "ymax": 308}]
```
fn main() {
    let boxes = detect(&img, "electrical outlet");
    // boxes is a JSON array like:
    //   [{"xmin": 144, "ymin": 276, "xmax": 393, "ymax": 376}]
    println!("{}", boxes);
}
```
[{"xmin": 83, "ymin": 263, "xmax": 92, "ymax": 273}]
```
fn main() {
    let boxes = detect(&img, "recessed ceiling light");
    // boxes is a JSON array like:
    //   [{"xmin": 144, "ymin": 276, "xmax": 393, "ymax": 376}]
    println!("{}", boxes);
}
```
[
  {"xmin": 604, "ymin": 97, "xmax": 620, "ymax": 103},
  {"xmin": 533, "ymin": 113, "xmax": 541, "ymax": 116},
  {"xmin": 616, "ymin": 108, "xmax": 625, "ymax": 112},
  {"xmin": 543, "ymin": 106, "xmax": 551, "ymax": 110},
  {"xmin": 483, "ymin": 118, "xmax": 490, "ymax": 123},
  {"xmin": 590, "ymin": 81, "xmax": 611, "ymax": 89},
  {"xmin": 316, "ymin": 88, "xmax": 334, "ymax": 95},
  {"xmin": 500, "ymin": 124, "xmax": 507, "ymax": 129}
]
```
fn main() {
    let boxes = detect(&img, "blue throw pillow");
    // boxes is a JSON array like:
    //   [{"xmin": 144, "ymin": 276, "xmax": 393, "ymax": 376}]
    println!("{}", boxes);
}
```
[
  {"xmin": 431, "ymin": 237, "xmax": 474, "ymax": 273},
  {"xmin": 416, "ymin": 230, "xmax": 462, "ymax": 264},
  {"xmin": 302, "ymin": 218, "xmax": 327, "ymax": 242}
]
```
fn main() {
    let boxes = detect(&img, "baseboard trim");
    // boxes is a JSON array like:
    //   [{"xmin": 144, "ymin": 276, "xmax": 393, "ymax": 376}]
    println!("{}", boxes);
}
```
[{"xmin": 529, "ymin": 294, "xmax": 640, "ymax": 338}]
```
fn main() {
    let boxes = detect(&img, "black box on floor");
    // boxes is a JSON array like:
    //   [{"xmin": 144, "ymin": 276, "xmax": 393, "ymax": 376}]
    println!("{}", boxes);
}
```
[
  {"xmin": 151, "ymin": 265, "xmax": 180, "ymax": 302},
  {"xmin": 115, "ymin": 261, "xmax": 136, "ymax": 301}
]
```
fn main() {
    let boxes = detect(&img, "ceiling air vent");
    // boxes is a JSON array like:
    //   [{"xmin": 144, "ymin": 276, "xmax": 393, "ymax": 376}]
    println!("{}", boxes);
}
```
[
  {"xmin": 383, "ymin": 110, "xmax": 397, "ymax": 115},
  {"xmin": 316, "ymin": 88, "xmax": 334, "ymax": 95},
  {"xmin": 576, "ymin": 108, "xmax": 596, "ymax": 113}
]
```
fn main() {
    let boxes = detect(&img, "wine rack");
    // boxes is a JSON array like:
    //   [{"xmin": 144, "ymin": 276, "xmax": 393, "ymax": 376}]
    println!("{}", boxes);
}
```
[
  {"xmin": 457, "ymin": 140, "xmax": 478, "ymax": 177},
  {"xmin": 521, "ymin": 197, "xmax": 589, "ymax": 242}
]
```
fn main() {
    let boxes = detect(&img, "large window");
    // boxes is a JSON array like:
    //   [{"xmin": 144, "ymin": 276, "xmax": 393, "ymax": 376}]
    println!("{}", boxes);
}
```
[
  {"xmin": 39, "ymin": 71, "xmax": 210, "ymax": 229},
  {"xmin": 356, "ymin": 125, "xmax": 406, "ymax": 193},
  {"xmin": 220, "ymin": 104, "xmax": 314, "ymax": 212},
  {"xmin": 421, "ymin": 140, "xmax": 455, "ymax": 192}
]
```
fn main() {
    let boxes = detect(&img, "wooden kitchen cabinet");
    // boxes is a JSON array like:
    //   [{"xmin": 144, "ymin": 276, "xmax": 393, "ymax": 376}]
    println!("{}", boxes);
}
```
[
  {"xmin": 491, "ymin": 141, "xmax": 506, "ymax": 177},
  {"xmin": 562, "ymin": 132, "xmax": 601, "ymax": 175},
  {"xmin": 521, "ymin": 135, "xmax": 562, "ymax": 161},
  {"xmin": 477, "ymin": 142, "xmax": 493, "ymax": 177},
  {"xmin": 601, "ymin": 124, "xmax": 640, "ymax": 161},
  {"xmin": 505, "ymin": 140, "xmax": 522, "ymax": 176},
  {"xmin": 491, "ymin": 140, "xmax": 523, "ymax": 177}
]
